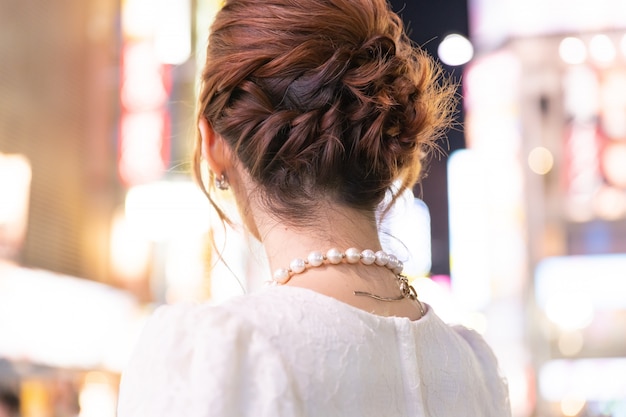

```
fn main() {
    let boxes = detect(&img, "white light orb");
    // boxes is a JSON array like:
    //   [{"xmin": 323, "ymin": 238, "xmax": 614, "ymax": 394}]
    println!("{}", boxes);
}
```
[
  {"xmin": 528, "ymin": 147, "xmax": 554, "ymax": 175},
  {"xmin": 589, "ymin": 34, "xmax": 616, "ymax": 64},
  {"xmin": 437, "ymin": 34, "xmax": 474, "ymax": 66},
  {"xmin": 559, "ymin": 37, "xmax": 587, "ymax": 65}
]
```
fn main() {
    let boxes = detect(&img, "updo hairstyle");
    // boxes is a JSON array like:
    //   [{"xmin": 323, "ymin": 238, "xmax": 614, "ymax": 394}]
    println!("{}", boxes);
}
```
[{"xmin": 194, "ymin": 0, "xmax": 455, "ymax": 224}]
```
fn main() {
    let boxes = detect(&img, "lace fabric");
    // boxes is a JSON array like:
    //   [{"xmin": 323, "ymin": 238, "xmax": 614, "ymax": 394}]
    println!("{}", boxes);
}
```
[{"xmin": 118, "ymin": 285, "xmax": 511, "ymax": 417}]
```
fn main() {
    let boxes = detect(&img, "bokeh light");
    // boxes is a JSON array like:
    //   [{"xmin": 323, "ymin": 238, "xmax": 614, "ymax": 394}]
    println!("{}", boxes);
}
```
[
  {"xmin": 602, "ymin": 143, "xmax": 626, "ymax": 188},
  {"xmin": 558, "ymin": 331, "xmax": 584, "ymax": 357},
  {"xmin": 545, "ymin": 292, "xmax": 594, "ymax": 331},
  {"xmin": 589, "ymin": 34, "xmax": 616, "ymax": 64},
  {"xmin": 528, "ymin": 146, "xmax": 554, "ymax": 175},
  {"xmin": 561, "ymin": 396, "xmax": 586, "ymax": 417},
  {"xmin": 437, "ymin": 33, "xmax": 474, "ymax": 66},
  {"xmin": 559, "ymin": 37, "xmax": 587, "ymax": 65}
]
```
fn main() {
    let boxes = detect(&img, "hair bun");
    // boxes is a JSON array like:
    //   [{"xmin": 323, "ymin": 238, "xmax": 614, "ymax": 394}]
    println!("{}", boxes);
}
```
[
  {"xmin": 359, "ymin": 35, "xmax": 396, "ymax": 62},
  {"xmin": 195, "ymin": 0, "xmax": 456, "ymax": 222}
]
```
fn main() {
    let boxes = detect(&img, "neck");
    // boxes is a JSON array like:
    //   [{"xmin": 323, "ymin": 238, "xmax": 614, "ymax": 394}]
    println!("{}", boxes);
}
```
[
  {"xmin": 226, "ymin": 166, "xmax": 425, "ymax": 320},
  {"xmin": 255, "ymin": 204, "xmax": 382, "ymax": 273},
  {"xmin": 246, "ymin": 198, "xmax": 425, "ymax": 320}
]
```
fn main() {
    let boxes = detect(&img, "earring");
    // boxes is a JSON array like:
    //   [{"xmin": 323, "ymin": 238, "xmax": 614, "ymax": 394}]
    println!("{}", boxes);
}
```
[{"xmin": 215, "ymin": 173, "xmax": 229, "ymax": 190}]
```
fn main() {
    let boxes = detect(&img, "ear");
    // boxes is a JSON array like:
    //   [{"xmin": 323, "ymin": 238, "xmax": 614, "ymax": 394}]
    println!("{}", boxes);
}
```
[{"xmin": 198, "ymin": 118, "xmax": 232, "ymax": 175}]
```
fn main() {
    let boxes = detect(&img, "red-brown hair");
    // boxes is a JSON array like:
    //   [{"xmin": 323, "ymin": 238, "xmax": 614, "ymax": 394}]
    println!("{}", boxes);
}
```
[{"xmin": 194, "ymin": 0, "xmax": 455, "ymax": 225}]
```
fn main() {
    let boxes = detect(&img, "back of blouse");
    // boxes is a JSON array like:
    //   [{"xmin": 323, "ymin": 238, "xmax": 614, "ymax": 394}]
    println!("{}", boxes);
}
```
[{"xmin": 118, "ymin": 285, "xmax": 511, "ymax": 417}]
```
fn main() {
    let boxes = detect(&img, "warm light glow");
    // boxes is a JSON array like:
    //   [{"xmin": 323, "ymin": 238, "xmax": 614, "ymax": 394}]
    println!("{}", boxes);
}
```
[
  {"xmin": 79, "ymin": 373, "xmax": 117, "ymax": 417},
  {"xmin": 165, "ymin": 235, "xmax": 206, "ymax": 303},
  {"xmin": 110, "ymin": 209, "xmax": 151, "ymax": 282},
  {"xmin": 545, "ymin": 292, "xmax": 594, "ymax": 331},
  {"xmin": 559, "ymin": 37, "xmax": 587, "ymax": 65},
  {"xmin": 558, "ymin": 331, "xmax": 584, "ymax": 357},
  {"xmin": 536, "ymin": 255, "xmax": 626, "ymax": 311},
  {"xmin": 437, "ymin": 34, "xmax": 474, "ymax": 66},
  {"xmin": 593, "ymin": 186, "xmax": 626, "ymax": 220},
  {"xmin": 561, "ymin": 396, "xmax": 586, "ymax": 416},
  {"xmin": 121, "ymin": 42, "xmax": 168, "ymax": 110},
  {"xmin": 122, "ymin": 0, "xmax": 155, "ymax": 38},
  {"xmin": 21, "ymin": 380, "xmax": 50, "ymax": 417},
  {"xmin": 123, "ymin": 0, "xmax": 193, "ymax": 64},
  {"xmin": 528, "ymin": 146, "xmax": 554, "ymax": 175},
  {"xmin": 119, "ymin": 111, "xmax": 168, "ymax": 185},
  {"xmin": 562, "ymin": 121, "xmax": 600, "ymax": 222},
  {"xmin": 601, "ymin": 108, "xmax": 626, "ymax": 140},
  {"xmin": 540, "ymin": 358, "xmax": 626, "ymax": 402},
  {"xmin": 602, "ymin": 143, "xmax": 626, "ymax": 188},
  {"xmin": 589, "ymin": 34, "xmax": 616, "ymax": 64},
  {"xmin": 600, "ymin": 70, "xmax": 626, "ymax": 109},
  {"xmin": 621, "ymin": 33, "xmax": 626, "ymax": 58},
  {"xmin": 154, "ymin": 0, "xmax": 192, "ymax": 64},
  {"xmin": 0, "ymin": 154, "xmax": 31, "ymax": 224},
  {"xmin": 448, "ymin": 150, "xmax": 492, "ymax": 311},
  {"xmin": 125, "ymin": 181, "xmax": 211, "ymax": 241},
  {"xmin": 119, "ymin": 39, "xmax": 171, "ymax": 186},
  {"xmin": 0, "ymin": 154, "xmax": 32, "ymax": 257},
  {"xmin": 562, "ymin": 66, "xmax": 599, "ymax": 120},
  {"xmin": 0, "ymin": 266, "xmax": 140, "ymax": 371}
]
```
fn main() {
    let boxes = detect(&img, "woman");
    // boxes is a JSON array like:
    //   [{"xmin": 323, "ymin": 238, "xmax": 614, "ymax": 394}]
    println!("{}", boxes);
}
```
[{"xmin": 118, "ymin": 0, "xmax": 511, "ymax": 415}]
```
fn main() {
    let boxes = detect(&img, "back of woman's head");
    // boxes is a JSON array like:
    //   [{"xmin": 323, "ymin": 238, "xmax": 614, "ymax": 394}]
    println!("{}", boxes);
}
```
[{"xmin": 195, "ymin": 0, "xmax": 455, "ymax": 223}]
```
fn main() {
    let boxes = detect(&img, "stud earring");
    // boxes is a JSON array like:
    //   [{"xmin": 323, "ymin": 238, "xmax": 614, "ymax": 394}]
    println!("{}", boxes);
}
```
[{"xmin": 215, "ymin": 173, "xmax": 229, "ymax": 190}]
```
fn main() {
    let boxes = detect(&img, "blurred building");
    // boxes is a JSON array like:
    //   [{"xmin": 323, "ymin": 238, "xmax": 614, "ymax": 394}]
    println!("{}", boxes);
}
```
[
  {"xmin": 450, "ymin": 0, "xmax": 626, "ymax": 416},
  {"xmin": 0, "ymin": 1, "xmax": 200, "ymax": 416}
]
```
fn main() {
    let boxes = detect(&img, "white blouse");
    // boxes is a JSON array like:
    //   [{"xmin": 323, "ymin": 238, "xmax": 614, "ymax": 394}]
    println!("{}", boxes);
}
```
[{"xmin": 118, "ymin": 285, "xmax": 511, "ymax": 417}]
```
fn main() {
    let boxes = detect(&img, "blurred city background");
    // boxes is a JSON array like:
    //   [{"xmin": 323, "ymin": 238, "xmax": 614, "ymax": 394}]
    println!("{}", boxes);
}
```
[{"xmin": 1, "ymin": 0, "xmax": 625, "ymax": 416}]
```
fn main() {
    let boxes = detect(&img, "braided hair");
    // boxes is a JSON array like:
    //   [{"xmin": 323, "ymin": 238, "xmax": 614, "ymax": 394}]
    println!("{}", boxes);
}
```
[{"xmin": 194, "ymin": 0, "xmax": 455, "ymax": 224}]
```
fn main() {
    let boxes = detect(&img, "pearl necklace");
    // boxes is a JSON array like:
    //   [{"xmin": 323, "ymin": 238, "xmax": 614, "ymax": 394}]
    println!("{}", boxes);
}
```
[{"xmin": 272, "ymin": 248, "xmax": 421, "ymax": 303}]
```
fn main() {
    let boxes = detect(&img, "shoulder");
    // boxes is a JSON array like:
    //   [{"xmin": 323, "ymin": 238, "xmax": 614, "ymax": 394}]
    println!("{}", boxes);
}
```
[
  {"xmin": 118, "ymin": 300, "xmax": 303, "ymax": 417},
  {"xmin": 132, "ymin": 288, "xmax": 304, "ymax": 350},
  {"xmin": 450, "ymin": 325, "xmax": 504, "ymax": 382},
  {"xmin": 450, "ymin": 325, "xmax": 512, "ymax": 416}
]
